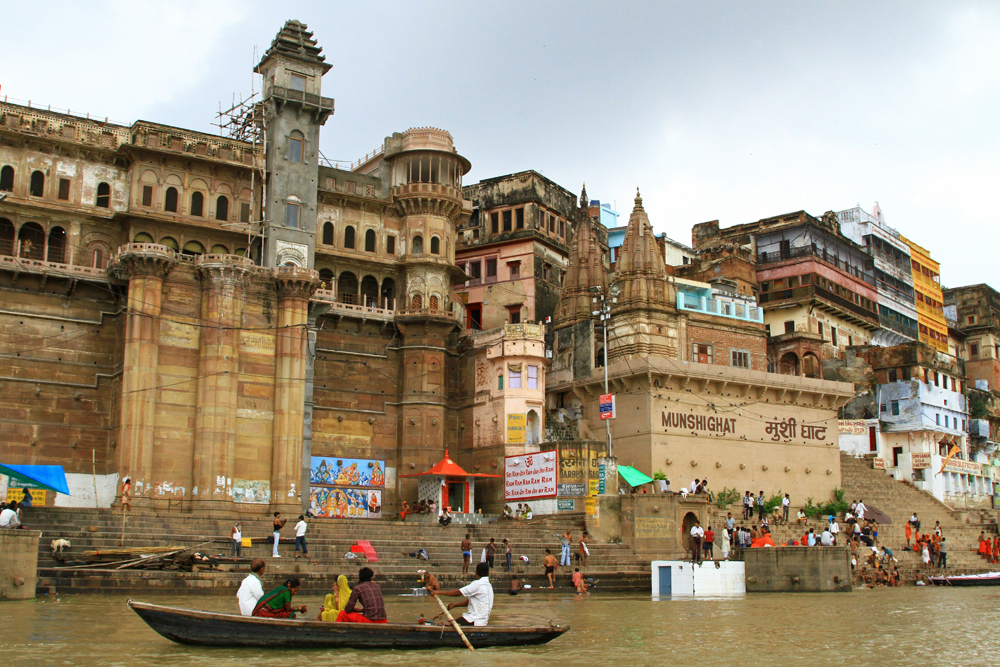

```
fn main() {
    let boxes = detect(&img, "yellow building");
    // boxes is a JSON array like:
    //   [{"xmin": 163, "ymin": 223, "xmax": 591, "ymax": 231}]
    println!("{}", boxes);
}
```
[{"xmin": 902, "ymin": 235, "xmax": 947, "ymax": 353}]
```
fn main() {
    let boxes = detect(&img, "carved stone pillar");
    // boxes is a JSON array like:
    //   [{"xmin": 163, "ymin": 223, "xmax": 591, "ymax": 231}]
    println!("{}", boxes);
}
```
[
  {"xmin": 270, "ymin": 266, "xmax": 319, "ymax": 512},
  {"xmin": 110, "ymin": 243, "xmax": 177, "ymax": 506},
  {"xmin": 191, "ymin": 255, "xmax": 252, "ymax": 509}
]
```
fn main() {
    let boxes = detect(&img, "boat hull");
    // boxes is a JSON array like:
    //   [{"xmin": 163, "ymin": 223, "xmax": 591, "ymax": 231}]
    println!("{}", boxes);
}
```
[
  {"xmin": 128, "ymin": 600, "xmax": 569, "ymax": 649},
  {"xmin": 928, "ymin": 575, "xmax": 1000, "ymax": 587}
]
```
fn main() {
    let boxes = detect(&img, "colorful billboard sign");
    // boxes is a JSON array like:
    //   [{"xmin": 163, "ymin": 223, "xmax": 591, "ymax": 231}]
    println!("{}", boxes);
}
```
[
  {"xmin": 310, "ymin": 457, "xmax": 385, "ymax": 487},
  {"xmin": 504, "ymin": 451, "xmax": 557, "ymax": 501},
  {"xmin": 507, "ymin": 414, "xmax": 526, "ymax": 444}
]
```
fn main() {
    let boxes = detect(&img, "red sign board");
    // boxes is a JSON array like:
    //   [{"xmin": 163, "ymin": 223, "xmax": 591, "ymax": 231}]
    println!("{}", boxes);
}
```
[
  {"xmin": 504, "ymin": 452, "xmax": 558, "ymax": 501},
  {"xmin": 599, "ymin": 394, "xmax": 615, "ymax": 420}
]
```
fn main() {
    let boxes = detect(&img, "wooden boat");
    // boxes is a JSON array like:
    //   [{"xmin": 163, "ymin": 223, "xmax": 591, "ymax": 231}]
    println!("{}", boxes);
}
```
[
  {"xmin": 928, "ymin": 572, "xmax": 1000, "ymax": 587},
  {"xmin": 128, "ymin": 600, "xmax": 569, "ymax": 649}
]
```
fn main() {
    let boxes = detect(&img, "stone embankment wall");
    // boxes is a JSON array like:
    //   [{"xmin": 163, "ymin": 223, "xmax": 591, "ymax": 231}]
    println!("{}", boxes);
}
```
[
  {"xmin": 744, "ymin": 546, "xmax": 851, "ymax": 592},
  {"xmin": 0, "ymin": 530, "xmax": 41, "ymax": 600}
]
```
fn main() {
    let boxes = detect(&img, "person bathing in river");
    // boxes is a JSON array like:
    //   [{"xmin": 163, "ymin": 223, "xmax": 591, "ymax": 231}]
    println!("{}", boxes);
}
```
[
  {"xmin": 430, "ymin": 562, "xmax": 494, "ymax": 626},
  {"xmin": 252, "ymin": 577, "xmax": 307, "ymax": 619}
]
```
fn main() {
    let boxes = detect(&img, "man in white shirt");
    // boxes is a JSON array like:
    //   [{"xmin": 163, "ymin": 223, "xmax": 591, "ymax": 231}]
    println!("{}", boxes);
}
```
[
  {"xmin": 690, "ymin": 521, "xmax": 705, "ymax": 563},
  {"xmin": 237, "ymin": 559, "xmax": 266, "ymax": 616},
  {"xmin": 0, "ymin": 505, "xmax": 21, "ymax": 529},
  {"xmin": 432, "ymin": 562, "xmax": 494, "ymax": 626},
  {"xmin": 294, "ymin": 515, "xmax": 308, "ymax": 558},
  {"xmin": 689, "ymin": 479, "xmax": 700, "ymax": 494},
  {"xmin": 820, "ymin": 528, "xmax": 834, "ymax": 546},
  {"xmin": 855, "ymin": 500, "xmax": 867, "ymax": 522},
  {"xmin": 829, "ymin": 517, "xmax": 840, "ymax": 545},
  {"xmin": 781, "ymin": 494, "xmax": 790, "ymax": 524},
  {"xmin": 658, "ymin": 478, "xmax": 670, "ymax": 494}
]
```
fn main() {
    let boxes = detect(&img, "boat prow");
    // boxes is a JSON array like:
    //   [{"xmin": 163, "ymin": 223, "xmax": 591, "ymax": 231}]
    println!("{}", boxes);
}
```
[{"xmin": 127, "ymin": 600, "xmax": 569, "ymax": 649}]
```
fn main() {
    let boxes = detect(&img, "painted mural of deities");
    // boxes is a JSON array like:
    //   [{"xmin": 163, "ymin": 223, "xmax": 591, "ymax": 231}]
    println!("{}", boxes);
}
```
[
  {"xmin": 310, "ymin": 487, "xmax": 382, "ymax": 519},
  {"xmin": 309, "ymin": 456, "xmax": 384, "ymax": 519},
  {"xmin": 310, "ymin": 457, "xmax": 385, "ymax": 487}
]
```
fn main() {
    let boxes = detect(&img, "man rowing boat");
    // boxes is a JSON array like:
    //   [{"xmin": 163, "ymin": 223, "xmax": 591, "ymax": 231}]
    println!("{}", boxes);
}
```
[{"xmin": 429, "ymin": 562, "xmax": 494, "ymax": 626}]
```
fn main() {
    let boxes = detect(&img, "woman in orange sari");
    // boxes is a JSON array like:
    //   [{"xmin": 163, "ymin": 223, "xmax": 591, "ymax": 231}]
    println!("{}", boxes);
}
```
[{"xmin": 978, "ymin": 532, "xmax": 989, "ymax": 559}]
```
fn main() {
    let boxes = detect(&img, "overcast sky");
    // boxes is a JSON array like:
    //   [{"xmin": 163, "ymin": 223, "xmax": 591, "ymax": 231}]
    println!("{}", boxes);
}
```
[{"xmin": 6, "ymin": 1, "xmax": 997, "ymax": 287}]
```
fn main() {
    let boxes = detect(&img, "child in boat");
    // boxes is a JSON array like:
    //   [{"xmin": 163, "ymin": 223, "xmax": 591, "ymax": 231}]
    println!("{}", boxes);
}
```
[
  {"xmin": 252, "ymin": 577, "xmax": 307, "ymax": 619},
  {"xmin": 317, "ymin": 574, "xmax": 352, "ymax": 621}
]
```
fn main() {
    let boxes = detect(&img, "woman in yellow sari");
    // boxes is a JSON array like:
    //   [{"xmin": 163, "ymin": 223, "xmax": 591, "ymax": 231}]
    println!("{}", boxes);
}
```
[{"xmin": 317, "ymin": 574, "xmax": 352, "ymax": 621}]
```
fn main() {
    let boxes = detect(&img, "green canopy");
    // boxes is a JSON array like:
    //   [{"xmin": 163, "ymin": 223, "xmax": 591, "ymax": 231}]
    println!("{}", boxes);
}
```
[{"xmin": 618, "ymin": 465, "xmax": 654, "ymax": 487}]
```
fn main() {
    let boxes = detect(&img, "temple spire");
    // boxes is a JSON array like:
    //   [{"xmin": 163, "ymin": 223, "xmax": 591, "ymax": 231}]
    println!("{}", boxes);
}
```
[{"xmin": 553, "ymin": 184, "xmax": 608, "ymax": 328}]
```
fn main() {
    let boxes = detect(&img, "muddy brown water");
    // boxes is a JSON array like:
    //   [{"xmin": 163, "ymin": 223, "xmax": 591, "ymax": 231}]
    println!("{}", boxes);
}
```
[{"xmin": 2, "ymin": 587, "xmax": 998, "ymax": 665}]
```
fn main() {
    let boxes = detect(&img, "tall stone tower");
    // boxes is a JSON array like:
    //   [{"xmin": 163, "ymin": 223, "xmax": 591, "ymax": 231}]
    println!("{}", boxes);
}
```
[
  {"xmin": 554, "ymin": 184, "xmax": 608, "ymax": 327},
  {"xmin": 255, "ymin": 20, "xmax": 335, "ymax": 268},
  {"xmin": 381, "ymin": 128, "xmax": 472, "ymax": 486},
  {"xmin": 610, "ymin": 190, "xmax": 680, "ymax": 360}
]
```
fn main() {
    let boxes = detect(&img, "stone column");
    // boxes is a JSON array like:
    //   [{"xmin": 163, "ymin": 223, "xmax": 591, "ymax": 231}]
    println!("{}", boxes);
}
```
[
  {"xmin": 270, "ymin": 266, "xmax": 319, "ymax": 513},
  {"xmin": 111, "ymin": 244, "xmax": 176, "ymax": 506},
  {"xmin": 191, "ymin": 255, "xmax": 252, "ymax": 510}
]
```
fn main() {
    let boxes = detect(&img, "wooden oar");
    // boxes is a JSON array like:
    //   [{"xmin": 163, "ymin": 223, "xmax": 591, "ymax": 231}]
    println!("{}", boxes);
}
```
[{"xmin": 431, "ymin": 594, "xmax": 475, "ymax": 651}]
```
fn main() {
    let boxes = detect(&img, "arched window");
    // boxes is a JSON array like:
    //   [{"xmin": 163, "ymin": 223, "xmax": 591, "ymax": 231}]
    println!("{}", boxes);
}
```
[
  {"xmin": 182, "ymin": 240, "xmax": 205, "ymax": 256},
  {"xmin": 412, "ymin": 235, "xmax": 423, "ymax": 254},
  {"xmin": 47, "ymin": 227, "xmax": 66, "ymax": 263},
  {"xmin": 133, "ymin": 232, "xmax": 155, "ymax": 244},
  {"xmin": 429, "ymin": 295, "xmax": 439, "ymax": 310},
  {"xmin": 210, "ymin": 244, "xmax": 229, "ymax": 255},
  {"xmin": 411, "ymin": 294, "xmax": 423, "ymax": 309},
  {"xmin": 215, "ymin": 196, "xmax": 229, "ymax": 221},
  {"xmin": 381, "ymin": 278, "xmax": 396, "ymax": 310},
  {"xmin": 318, "ymin": 268, "xmax": 334, "ymax": 289},
  {"xmin": 0, "ymin": 166, "xmax": 14, "ymax": 192},
  {"xmin": 430, "ymin": 236, "xmax": 440, "ymax": 254},
  {"xmin": 95, "ymin": 182, "xmax": 111, "ymax": 208},
  {"xmin": 164, "ymin": 187, "xmax": 178, "ymax": 212},
  {"xmin": 190, "ymin": 191, "xmax": 204, "ymax": 217},
  {"xmin": 29, "ymin": 171, "xmax": 44, "ymax": 197},
  {"xmin": 344, "ymin": 226, "xmax": 355, "ymax": 249},
  {"xmin": 159, "ymin": 236, "xmax": 178, "ymax": 250},
  {"xmin": 361, "ymin": 275, "xmax": 379, "ymax": 307},
  {"xmin": 0, "ymin": 218, "xmax": 15, "ymax": 256},
  {"xmin": 92, "ymin": 248, "xmax": 104, "ymax": 269},
  {"xmin": 365, "ymin": 229, "xmax": 376, "ymax": 252},
  {"xmin": 322, "ymin": 222, "xmax": 334, "ymax": 245}
]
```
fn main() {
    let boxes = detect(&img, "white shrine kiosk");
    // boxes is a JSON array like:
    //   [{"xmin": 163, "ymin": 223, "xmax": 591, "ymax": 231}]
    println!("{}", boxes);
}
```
[{"xmin": 400, "ymin": 450, "xmax": 501, "ymax": 521}]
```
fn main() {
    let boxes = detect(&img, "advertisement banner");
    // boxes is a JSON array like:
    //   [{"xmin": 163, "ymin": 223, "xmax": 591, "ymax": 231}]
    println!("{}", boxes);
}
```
[
  {"xmin": 310, "ymin": 487, "xmax": 382, "ymax": 519},
  {"xmin": 584, "ymin": 495, "xmax": 596, "ymax": 516},
  {"xmin": 873, "ymin": 458, "xmax": 886, "ymax": 470},
  {"xmin": 588, "ymin": 479, "xmax": 599, "ymax": 496},
  {"xmin": 557, "ymin": 499, "xmax": 575, "ymax": 511},
  {"xmin": 599, "ymin": 394, "xmax": 616, "ymax": 420},
  {"xmin": 838, "ymin": 419, "xmax": 868, "ymax": 435},
  {"xmin": 310, "ymin": 457, "xmax": 385, "ymax": 487},
  {"xmin": 943, "ymin": 458, "xmax": 984, "ymax": 476},
  {"xmin": 507, "ymin": 414, "xmax": 526, "ymax": 444},
  {"xmin": 504, "ymin": 451, "xmax": 557, "ymax": 501},
  {"xmin": 5, "ymin": 488, "xmax": 45, "ymax": 504},
  {"xmin": 598, "ymin": 463, "xmax": 606, "ymax": 494},
  {"xmin": 911, "ymin": 453, "xmax": 932, "ymax": 470},
  {"xmin": 558, "ymin": 483, "xmax": 586, "ymax": 497}
]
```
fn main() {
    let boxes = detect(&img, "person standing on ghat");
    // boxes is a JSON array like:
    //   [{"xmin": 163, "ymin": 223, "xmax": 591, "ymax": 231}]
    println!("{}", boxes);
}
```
[
  {"xmin": 782, "ymin": 494, "xmax": 790, "ymax": 524},
  {"xmin": 743, "ymin": 491, "xmax": 752, "ymax": 520},
  {"xmin": 690, "ymin": 520, "xmax": 704, "ymax": 564},
  {"xmin": 756, "ymin": 490, "xmax": 765, "ymax": 521}
]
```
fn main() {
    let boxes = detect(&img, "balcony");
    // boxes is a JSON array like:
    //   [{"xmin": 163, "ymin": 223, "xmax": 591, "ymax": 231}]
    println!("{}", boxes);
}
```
[
  {"xmin": 677, "ymin": 292, "xmax": 764, "ymax": 323},
  {"xmin": 879, "ymin": 315, "xmax": 919, "ymax": 342},
  {"xmin": 759, "ymin": 285, "xmax": 879, "ymax": 326},
  {"xmin": 312, "ymin": 290, "xmax": 396, "ymax": 322},
  {"xmin": 758, "ymin": 246, "xmax": 875, "ymax": 286},
  {"xmin": 0, "ymin": 253, "xmax": 110, "ymax": 282}
]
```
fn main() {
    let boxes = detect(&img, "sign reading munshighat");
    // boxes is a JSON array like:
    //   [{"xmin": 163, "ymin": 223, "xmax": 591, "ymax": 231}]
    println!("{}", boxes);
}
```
[{"xmin": 504, "ymin": 452, "xmax": 557, "ymax": 501}]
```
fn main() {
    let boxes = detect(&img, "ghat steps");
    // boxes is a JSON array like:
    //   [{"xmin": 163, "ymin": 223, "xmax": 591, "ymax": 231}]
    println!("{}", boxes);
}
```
[{"xmin": 27, "ymin": 508, "xmax": 652, "ymax": 596}]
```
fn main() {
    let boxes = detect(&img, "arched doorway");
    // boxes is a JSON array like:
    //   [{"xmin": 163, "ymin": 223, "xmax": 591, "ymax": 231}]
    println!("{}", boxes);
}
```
[
  {"xmin": 360, "ymin": 275, "xmax": 379, "ymax": 308},
  {"xmin": 47, "ymin": 226, "xmax": 66, "ymax": 263},
  {"xmin": 526, "ymin": 410, "xmax": 541, "ymax": 445},
  {"xmin": 381, "ymin": 278, "xmax": 396, "ymax": 310},
  {"xmin": 337, "ymin": 271, "xmax": 358, "ymax": 304},
  {"xmin": 778, "ymin": 352, "xmax": 800, "ymax": 376},
  {"xmin": 681, "ymin": 511, "xmax": 699, "ymax": 555},
  {"xmin": 318, "ymin": 268, "xmax": 334, "ymax": 290},
  {"xmin": 802, "ymin": 353, "xmax": 821, "ymax": 379},
  {"xmin": 17, "ymin": 222, "xmax": 45, "ymax": 260},
  {"xmin": 0, "ymin": 218, "xmax": 15, "ymax": 256}
]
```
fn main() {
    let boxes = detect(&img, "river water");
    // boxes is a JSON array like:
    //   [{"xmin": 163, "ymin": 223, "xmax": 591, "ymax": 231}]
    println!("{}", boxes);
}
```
[{"xmin": 2, "ymin": 588, "xmax": 998, "ymax": 666}]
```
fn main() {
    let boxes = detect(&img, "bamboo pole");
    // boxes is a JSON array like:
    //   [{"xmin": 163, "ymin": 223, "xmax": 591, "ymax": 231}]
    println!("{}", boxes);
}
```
[{"xmin": 431, "ymin": 593, "xmax": 475, "ymax": 651}]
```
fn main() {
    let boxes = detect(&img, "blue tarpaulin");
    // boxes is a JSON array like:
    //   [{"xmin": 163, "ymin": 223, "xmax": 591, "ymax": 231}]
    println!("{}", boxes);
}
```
[{"xmin": 0, "ymin": 464, "xmax": 70, "ymax": 495}]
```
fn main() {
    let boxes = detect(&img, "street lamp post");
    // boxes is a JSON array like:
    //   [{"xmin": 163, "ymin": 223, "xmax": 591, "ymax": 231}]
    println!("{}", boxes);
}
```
[{"xmin": 591, "ymin": 285, "xmax": 617, "ymax": 458}]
